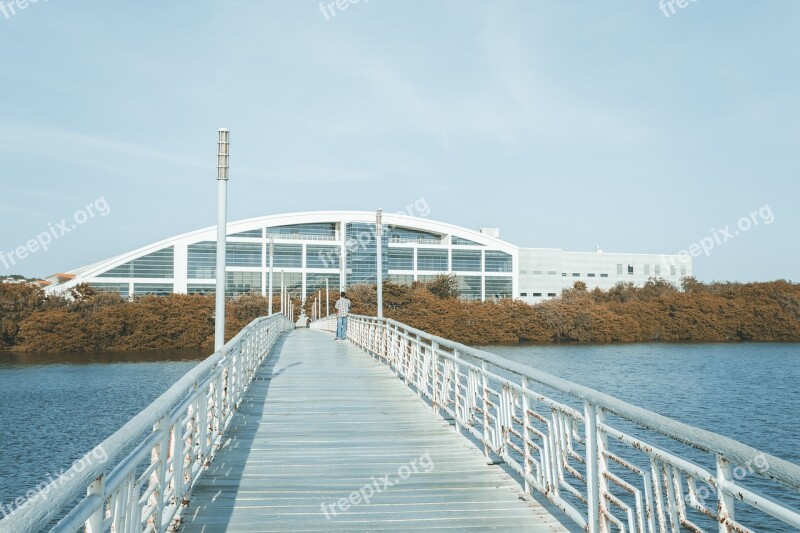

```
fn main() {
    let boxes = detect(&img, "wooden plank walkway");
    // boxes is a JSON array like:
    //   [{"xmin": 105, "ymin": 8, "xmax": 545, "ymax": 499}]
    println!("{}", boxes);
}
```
[{"xmin": 180, "ymin": 328, "xmax": 572, "ymax": 532}]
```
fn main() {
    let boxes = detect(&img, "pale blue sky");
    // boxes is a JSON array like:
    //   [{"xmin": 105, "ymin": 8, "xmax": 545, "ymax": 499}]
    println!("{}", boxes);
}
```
[{"xmin": 0, "ymin": 1, "xmax": 797, "ymax": 281}]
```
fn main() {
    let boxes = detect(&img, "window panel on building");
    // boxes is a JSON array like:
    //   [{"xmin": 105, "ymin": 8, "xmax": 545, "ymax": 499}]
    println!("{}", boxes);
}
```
[
  {"xmin": 133, "ymin": 283, "xmax": 173, "ymax": 296},
  {"xmin": 452, "ymin": 250, "xmax": 481, "ymax": 272},
  {"xmin": 88, "ymin": 282, "xmax": 129, "ymax": 298},
  {"xmin": 485, "ymin": 277, "xmax": 512, "ymax": 299},
  {"xmin": 270, "ymin": 272, "xmax": 302, "ymax": 294},
  {"xmin": 485, "ymin": 251, "xmax": 512, "ymax": 272},
  {"xmin": 644, "ymin": 264, "xmax": 651, "ymax": 275},
  {"xmin": 306, "ymin": 245, "xmax": 340, "ymax": 269},
  {"xmin": 417, "ymin": 248, "xmax": 448, "ymax": 271},
  {"xmin": 267, "ymin": 223, "xmax": 336, "ymax": 238},
  {"xmin": 617, "ymin": 264, "xmax": 623, "ymax": 275},
  {"xmin": 187, "ymin": 284, "xmax": 215, "ymax": 295},
  {"xmin": 99, "ymin": 247, "xmax": 174, "ymax": 279},
  {"xmin": 227, "ymin": 242, "xmax": 262, "ymax": 267},
  {"xmin": 655, "ymin": 265, "xmax": 661, "ymax": 276},
  {"xmin": 451, "ymin": 236, "xmax": 483, "ymax": 246},
  {"xmin": 188, "ymin": 242, "xmax": 216, "ymax": 279},
  {"xmin": 457, "ymin": 275, "xmax": 482, "ymax": 300},
  {"xmin": 305, "ymin": 273, "xmax": 340, "ymax": 298},
  {"xmin": 226, "ymin": 271, "xmax": 261, "ymax": 296},
  {"xmin": 273, "ymin": 244, "xmax": 302, "ymax": 268},
  {"xmin": 346, "ymin": 222, "xmax": 387, "ymax": 285},
  {"xmin": 628, "ymin": 265, "xmax": 634, "ymax": 275},
  {"xmin": 388, "ymin": 274, "xmax": 414, "ymax": 285},
  {"xmin": 388, "ymin": 248, "xmax": 413, "ymax": 270},
  {"xmin": 389, "ymin": 227, "xmax": 442, "ymax": 244},
  {"xmin": 229, "ymin": 228, "xmax": 263, "ymax": 238}
]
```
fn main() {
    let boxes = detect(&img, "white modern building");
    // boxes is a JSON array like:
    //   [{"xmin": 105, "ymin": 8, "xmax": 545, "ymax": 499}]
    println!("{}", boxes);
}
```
[{"xmin": 43, "ymin": 211, "xmax": 691, "ymax": 304}]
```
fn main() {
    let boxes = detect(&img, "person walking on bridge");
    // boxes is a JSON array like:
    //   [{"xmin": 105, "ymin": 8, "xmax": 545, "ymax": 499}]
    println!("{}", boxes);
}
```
[{"xmin": 334, "ymin": 291, "xmax": 351, "ymax": 340}]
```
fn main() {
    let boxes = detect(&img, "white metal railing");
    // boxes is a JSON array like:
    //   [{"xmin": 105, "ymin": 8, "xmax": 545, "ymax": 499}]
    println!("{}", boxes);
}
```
[
  {"xmin": 335, "ymin": 315, "xmax": 800, "ymax": 533},
  {"xmin": 2, "ymin": 313, "xmax": 293, "ymax": 533}
]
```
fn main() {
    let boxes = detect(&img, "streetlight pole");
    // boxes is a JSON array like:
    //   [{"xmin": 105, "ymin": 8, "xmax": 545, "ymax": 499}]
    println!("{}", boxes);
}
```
[
  {"xmin": 325, "ymin": 277, "xmax": 330, "ymax": 317},
  {"xmin": 268, "ymin": 236, "xmax": 274, "ymax": 315},
  {"xmin": 280, "ymin": 270, "xmax": 285, "ymax": 314},
  {"xmin": 376, "ymin": 208, "xmax": 383, "ymax": 319},
  {"xmin": 214, "ymin": 128, "xmax": 229, "ymax": 352}
]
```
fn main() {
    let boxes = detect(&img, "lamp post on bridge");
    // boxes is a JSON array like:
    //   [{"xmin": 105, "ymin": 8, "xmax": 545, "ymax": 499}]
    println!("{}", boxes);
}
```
[
  {"xmin": 268, "ymin": 236, "xmax": 274, "ymax": 315},
  {"xmin": 280, "ymin": 269, "xmax": 285, "ymax": 315},
  {"xmin": 376, "ymin": 208, "xmax": 383, "ymax": 319},
  {"xmin": 325, "ymin": 278, "xmax": 329, "ymax": 317},
  {"xmin": 214, "ymin": 128, "xmax": 229, "ymax": 352}
]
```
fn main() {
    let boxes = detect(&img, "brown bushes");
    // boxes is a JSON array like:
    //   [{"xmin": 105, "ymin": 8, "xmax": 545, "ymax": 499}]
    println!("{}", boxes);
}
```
[{"xmin": 1, "ymin": 276, "xmax": 799, "ymax": 353}]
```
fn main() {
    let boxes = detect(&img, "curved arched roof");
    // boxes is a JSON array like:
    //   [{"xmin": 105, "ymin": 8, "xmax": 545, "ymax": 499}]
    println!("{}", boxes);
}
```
[{"xmin": 50, "ymin": 211, "xmax": 517, "ymax": 291}]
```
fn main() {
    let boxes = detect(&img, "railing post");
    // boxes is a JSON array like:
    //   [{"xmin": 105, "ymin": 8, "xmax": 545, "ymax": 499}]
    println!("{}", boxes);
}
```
[
  {"xmin": 481, "ymin": 361, "xmax": 491, "ymax": 456},
  {"xmin": 716, "ymin": 456, "xmax": 735, "ymax": 531},
  {"xmin": 85, "ymin": 475, "xmax": 104, "ymax": 533},
  {"xmin": 431, "ymin": 341, "xmax": 439, "ymax": 412},
  {"xmin": 521, "ymin": 377, "xmax": 532, "ymax": 494},
  {"xmin": 584, "ymin": 401, "xmax": 600, "ymax": 533}
]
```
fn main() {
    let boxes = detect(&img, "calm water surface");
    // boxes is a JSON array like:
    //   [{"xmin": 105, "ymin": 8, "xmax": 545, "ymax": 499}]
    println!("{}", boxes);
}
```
[
  {"xmin": 481, "ymin": 342, "xmax": 800, "ymax": 531},
  {"xmin": 0, "ymin": 349, "xmax": 207, "ymax": 513},
  {"xmin": 0, "ymin": 343, "xmax": 798, "ymax": 530}
]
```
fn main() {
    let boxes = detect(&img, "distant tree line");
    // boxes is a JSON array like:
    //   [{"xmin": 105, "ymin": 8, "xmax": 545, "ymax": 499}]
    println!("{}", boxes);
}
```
[{"xmin": 1, "ymin": 276, "xmax": 799, "ymax": 353}]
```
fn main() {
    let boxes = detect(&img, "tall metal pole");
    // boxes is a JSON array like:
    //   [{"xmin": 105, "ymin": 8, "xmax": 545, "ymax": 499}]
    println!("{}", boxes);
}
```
[
  {"xmin": 376, "ymin": 208, "xmax": 383, "ymax": 319},
  {"xmin": 214, "ymin": 128, "xmax": 229, "ymax": 351},
  {"xmin": 268, "ymin": 236, "xmax": 274, "ymax": 315},
  {"xmin": 280, "ymin": 270, "xmax": 285, "ymax": 314},
  {"xmin": 325, "ymin": 277, "xmax": 330, "ymax": 317}
]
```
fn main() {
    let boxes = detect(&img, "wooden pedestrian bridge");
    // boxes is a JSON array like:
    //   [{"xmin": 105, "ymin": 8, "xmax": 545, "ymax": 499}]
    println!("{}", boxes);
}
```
[{"xmin": 4, "ymin": 314, "xmax": 800, "ymax": 533}]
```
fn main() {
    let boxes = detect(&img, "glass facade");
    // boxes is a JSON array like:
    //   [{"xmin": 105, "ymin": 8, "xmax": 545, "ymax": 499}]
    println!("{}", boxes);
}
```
[
  {"xmin": 305, "ymin": 273, "xmax": 340, "ymax": 297},
  {"xmin": 99, "ymin": 247, "xmax": 174, "ymax": 279},
  {"xmin": 451, "ymin": 236, "xmax": 482, "ymax": 246},
  {"xmin": 452, "ymin": 250, "xmax": 481, "ymax": 272},
  {"xmin": 133, "ymin": 283, "xmax": 173, "ymax": 296},
  {"xmin": 227, "ymin": 242, "xmax": 261, "ymax": 267},
  {"xmin": 346, "ymin": 223, "xmax": 388, "ymax": 285},
  {"xmin": 388, "ymin": 247, "xmax": 413, "ymax": 270},
  {"xmin": 230, "ymin": 229, "xmax": 262, "ymax": 238},
  {"xmin": 226, "ymin": 271, "xmax": 261, "ymax": 296},
  {"xmin": 387, "ymin": 274, "xmax": 413, "ymax": 285},
  {"xmin": 485, "ymin": 277, "xmax": 513, "ymax": 299},
  {"xmin": 273, "ymin": 244, "xmax": 302, "ymax": 268},
  {"xmin": 275, "ymin": 272, "xmax": 302, "ymax": 294},
  {"xmin": 76, "ymin": 216, "xmax": 527, "ymax": 303},
  {"xmin": 88, "ymin": 282, "xmax": 129, "ymax": 298},
  {"xmin": 188, "ymin": 242, "xmax": 216, "ymax": 279},
  {"xmin": 457, "ymin": 276, "xmax": 482, "ymax": 300},
  {"xmin": 485, "ymin": 250, "xmax": 512, "ymax": 272},
  {"xmin": 306, "ymin": 245, "xmax": 340, "ymax": 269},
  {"xmin": 267, "ymin": 223, "xmax": 336, "ymax": 238},
  {"xmin": 187, "ymin": 283, "xmax": 215, "ymax": 295},
  {"xmin": 388, "ymin": 227, "xmax": 441, "ymax": 244},
  {"xmin": 417, "ymin": 248, "xmax": 447, "ymax": 271}
]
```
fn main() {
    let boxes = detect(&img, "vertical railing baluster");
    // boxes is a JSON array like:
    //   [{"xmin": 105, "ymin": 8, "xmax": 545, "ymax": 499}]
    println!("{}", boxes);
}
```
[
  {"xmin": 584, "ymin": 401, "xmax": 600, "ymax": 533},
  {"xmin": 716, "ymin": 456, "xmax": 735, "ymax": 533},
  {"xmin": 521, "ymin": 377, "xmax": 532, "ymax": 494},
  {"xmin": 84, "ymin": 475, "xmax": 104, "ymax": 533}
]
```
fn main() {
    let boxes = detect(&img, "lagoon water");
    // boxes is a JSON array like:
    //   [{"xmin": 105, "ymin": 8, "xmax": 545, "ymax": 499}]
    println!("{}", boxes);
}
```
[{"xmin": 0, "ymin": 343, "xmax": 798, "ymax": 529}]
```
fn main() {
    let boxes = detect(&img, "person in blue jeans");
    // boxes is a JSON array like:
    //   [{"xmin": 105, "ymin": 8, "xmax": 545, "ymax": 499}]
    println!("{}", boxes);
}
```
[{"xmin": 334, "ymin": 291, "xmax": 351, "ymax": 340}]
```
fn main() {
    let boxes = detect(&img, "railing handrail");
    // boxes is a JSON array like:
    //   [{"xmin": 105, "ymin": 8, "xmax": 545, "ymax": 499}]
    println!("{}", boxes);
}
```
[
  {"xmin": 2, "ymin": 313, "xmax": 292, "ymax": 533},
  {"xmin": 333, "ymin": 314, "xmax": 800, "ymax": 532},
  {"xmin": 345, "ymin": 315, "xmax": 800, "ymax": 491}
]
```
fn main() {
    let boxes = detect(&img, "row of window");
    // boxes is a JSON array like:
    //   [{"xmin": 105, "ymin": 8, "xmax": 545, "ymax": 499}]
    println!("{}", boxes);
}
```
[
  {"xmin": 91, "ymin": 271, "xmax": 342, "ymax": 298},
  {"xmin": 616, "ymin": 264, "xmax": 687, "ymax": 276},
  {"xmin": 389, "ymin": 248, "xmax": 511, "ymax": 272},
  {"xmin": 519, "ymin": 292, "xmax": 558, "ymax": 298}
]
